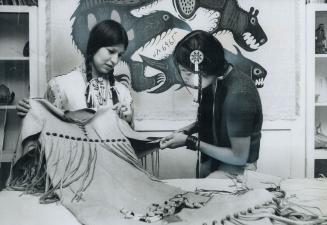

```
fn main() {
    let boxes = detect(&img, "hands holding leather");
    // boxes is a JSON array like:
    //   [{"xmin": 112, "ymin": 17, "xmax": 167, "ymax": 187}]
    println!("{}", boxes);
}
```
[
  {"xmin": 113, "ymin": 102, "xmax": 133, "ymax": 123},
  {"xmin": 16, "ymin": 98, "xmax": 30, "ymax": 118},
  {"xmin": 160, "ymin": 132, "xmax": 187, "ymax": 149}
]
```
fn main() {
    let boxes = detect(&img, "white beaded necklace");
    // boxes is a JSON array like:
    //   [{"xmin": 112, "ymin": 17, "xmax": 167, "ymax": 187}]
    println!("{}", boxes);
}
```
[{"xmin": 86, "ymin": 77, "xmax": 111, "ymax": 108}]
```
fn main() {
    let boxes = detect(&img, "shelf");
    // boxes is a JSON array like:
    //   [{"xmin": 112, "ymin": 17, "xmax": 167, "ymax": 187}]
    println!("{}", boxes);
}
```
[
  {"xmin": 0, "ymin": 6, "xmax": 39, "ymax": 165},
  {"xmin": 315, "ymin": 102, "xmax": 327, "ymax": 106},
  {"xmin": 0, "ymin": 60, "xmax": 30, "ymax": 105},
  {"xmin": 0, "ymin": 12, "xmax": 29, "ymax": 58},
  {"xmin": 314, "ymin": 149, "xmax": 327, "ymax": 159},
  {"xmin": 0, "ymin": 57, "xmax": 29, "ymax": 61},
  {"xmin": 308, "ymin": 1, "xmax": 327, "ymax": 4},
  {"xmin": 307, "ymin": 5, "xmax": 327, "ymax": 178},
  {"xmin": 0, "ymin": 151, "xmax": 13, "ymax": 162},
  {"xmin": 0, "ymin": 5, "xmax": 35, "ymax": 12},
  {"xmin": 0, "ymin": 106, "xmax": 16, "ymax": 110},
  {"xmin": 316, "ymin": 54, "xmax": 327, "ymax": 57}
]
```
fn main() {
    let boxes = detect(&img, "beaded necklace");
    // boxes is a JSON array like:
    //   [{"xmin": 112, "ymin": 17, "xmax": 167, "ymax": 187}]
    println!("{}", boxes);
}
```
[{"xmin": 85, "ymin": 76, "xmax": 118, "ymax": 108}]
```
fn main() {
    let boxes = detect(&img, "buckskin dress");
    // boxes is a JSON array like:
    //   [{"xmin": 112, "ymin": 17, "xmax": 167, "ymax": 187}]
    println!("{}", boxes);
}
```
[{"xmin": 6, "ymin": 67, "xmax": 278, "ymax": 225}]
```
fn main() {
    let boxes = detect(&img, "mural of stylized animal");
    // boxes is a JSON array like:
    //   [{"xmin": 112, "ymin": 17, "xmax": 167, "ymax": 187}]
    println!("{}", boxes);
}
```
[
  {"xmin": 225, "ymin": 46, "xmax": 267, "ymax": 88},
  {"xmin": 71, "ymin": 0, "xmax": 191, "ymax": 92},
  {"xmin": 124, "ymin": 11, "xmax": 191, "ymax": 92},
  {"xmin": 131, "ymin": 0, "xmax": 268, "ymax": 52},
  {"xmin": 71, "ymin": 0, "xmax": 154, "ymax": 55},
  {"xmin": 70, "ymin": 0, "xmax": 268, "ymax": 93},
  {"xmin": 138, "ymin": 55, "xmax": 183, "ymax": 93},
  {"xmin": 136, "ymin": 47, "xmax": 267, "ymax": 93}
]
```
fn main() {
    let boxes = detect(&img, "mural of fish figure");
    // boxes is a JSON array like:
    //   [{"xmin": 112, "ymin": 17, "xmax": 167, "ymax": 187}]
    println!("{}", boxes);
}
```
[
  {"xmin": 123, "ymin": 11, "xmax": 191, "ymax": 60},
  {"xmin": 71, "ymin": 0, "xmax": 192, "ymax": 92},
  {"xmin": 138, "ymin": 55, "xmax": 183, "ymax": 93},
  {"xmin": 71, "ymin": 0, "xmax": 155, "ymax": 54},
  {"xmin": 225, "ymin": 45, "xmax": 267, "ymax": 88},
  {"xmin": 135, "ymin": 45, "xmax": 267, "ymax": 93},
  {"xmin": 123, "ymin": 11, "xmax": 191, "ymax": 92},
  {"xmin": 132, "ymin": 0, "xmax": 268, "ymax": 52},
  {"xmin": 70, "ymin": 0, "xmax": 267, "ymax": 93}
]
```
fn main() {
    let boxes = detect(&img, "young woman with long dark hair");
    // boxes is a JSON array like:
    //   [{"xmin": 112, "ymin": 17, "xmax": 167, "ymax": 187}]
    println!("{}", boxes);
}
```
[{"xmin": 160, "ymin": 30, "xmax": 263, "ymax": 178}]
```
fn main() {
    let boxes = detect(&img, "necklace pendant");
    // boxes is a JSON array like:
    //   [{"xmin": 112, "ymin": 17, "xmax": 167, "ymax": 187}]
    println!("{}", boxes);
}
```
[{"xmin": 192, "ymin": 100, "xmax": 199, "ymax": 106}]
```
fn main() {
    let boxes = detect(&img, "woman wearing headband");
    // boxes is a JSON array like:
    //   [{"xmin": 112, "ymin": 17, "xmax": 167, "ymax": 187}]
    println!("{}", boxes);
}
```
[{"xmin": 160, "ymin": 30, "xmax": 263, "ymax": 178}]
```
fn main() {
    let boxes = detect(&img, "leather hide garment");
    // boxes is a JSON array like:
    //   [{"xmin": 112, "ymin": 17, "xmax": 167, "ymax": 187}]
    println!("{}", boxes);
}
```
[{"xmin": 6, "ymin": 99, "xmax": 289, "ymax": 225}]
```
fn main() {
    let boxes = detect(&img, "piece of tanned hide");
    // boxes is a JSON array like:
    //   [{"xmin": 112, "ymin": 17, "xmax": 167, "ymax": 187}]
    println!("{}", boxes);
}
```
[{"xmin": 8, "ymin": 99, "xmax": 278, "ymax": 225}]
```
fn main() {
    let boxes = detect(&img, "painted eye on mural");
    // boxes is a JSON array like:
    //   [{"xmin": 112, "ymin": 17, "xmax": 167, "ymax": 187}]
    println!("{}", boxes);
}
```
[
  {"xmin": 250, "ymin": 17, "xmax": 257, "ymax": 25},
  {"xmin": 163, "ymin": 14, "xmax": 170, "ymax": 21},
  {"xmin": 253, "ymin": 68, "xmax": 262, "ymax": 76}
]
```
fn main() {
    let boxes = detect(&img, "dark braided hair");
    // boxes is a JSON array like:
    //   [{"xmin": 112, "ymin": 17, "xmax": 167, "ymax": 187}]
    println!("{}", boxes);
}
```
[
  {"xmin": 84, "ymin": 20, "xmax": 128, "ymax": 107},
  {"xmin": 173, "ymin": 30, "xmax": 228, "ymax": 177},
  {"xmin": 84, "ymin": 20, "xmax": 128, "ymax": 83}
]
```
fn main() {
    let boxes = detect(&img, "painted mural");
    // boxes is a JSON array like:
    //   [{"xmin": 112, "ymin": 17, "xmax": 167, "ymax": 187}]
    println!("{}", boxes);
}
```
[{"xmin": 70, "ymin": 0, "xmax": 268, "ymax": 93}]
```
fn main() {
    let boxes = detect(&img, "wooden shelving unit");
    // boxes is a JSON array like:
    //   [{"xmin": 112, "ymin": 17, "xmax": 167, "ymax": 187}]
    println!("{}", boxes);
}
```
[
  {"xmin": 0, "ymin": 6, "xmax": 38, "ymax": 163},
  {"xmin": 306, "ymin": 3, "xmax": 327, "ymax": 177}
]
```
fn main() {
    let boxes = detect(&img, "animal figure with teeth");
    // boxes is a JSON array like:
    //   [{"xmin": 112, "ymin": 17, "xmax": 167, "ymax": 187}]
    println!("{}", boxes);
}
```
[
  {"xmin": 224, "ymin": 45, "xmax": 267, "ymax": 88},
  {"xmin": 136, "ymin": 45, "xmax": 267, "ymax": 93},
  {"xmin": 138, "ymin": 55, "xmax": 183, "ymax": 93},
  {"xmin": 71, "ymin": 0, "xmax": 268, "ymax": 93},
  {"xmin": 131, "ymin": 0, "xmax": 268, "ymax": 52}
]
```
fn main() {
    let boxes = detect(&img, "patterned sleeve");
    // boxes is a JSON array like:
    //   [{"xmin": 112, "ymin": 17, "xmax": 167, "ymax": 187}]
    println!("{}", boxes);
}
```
[{"xmin": 44, "ymin": 78, "xmax": 67, "ymax": 110}]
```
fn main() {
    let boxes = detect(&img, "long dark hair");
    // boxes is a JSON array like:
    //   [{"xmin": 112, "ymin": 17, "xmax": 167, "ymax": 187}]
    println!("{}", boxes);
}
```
[
  {"xmin": 85, "ymin": 20, "xmax": 128, "ymax": 85},
  {"xmin": 173, "ymin": 30, "xmax": 228, "ymax": 77},
  {"xmin": 173, "ymin": 30, "xmax": 228, "ymax": 178}
]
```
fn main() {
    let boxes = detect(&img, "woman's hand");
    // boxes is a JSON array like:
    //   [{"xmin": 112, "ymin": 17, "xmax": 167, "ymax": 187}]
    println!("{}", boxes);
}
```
[
  {"xmin": 113, "ymin": 102, "xmax": 133, "ymax": 123},
  {"xmin": 174, "ymin": 122, "xmax": 197, "ymax": 135},
  {"xmin": 160, "ymin": 132, "xmax": 187, "ymax": 149},
  {"xmin": 16, "ymin": 98, "xmax": 30, "ymax": 118}
]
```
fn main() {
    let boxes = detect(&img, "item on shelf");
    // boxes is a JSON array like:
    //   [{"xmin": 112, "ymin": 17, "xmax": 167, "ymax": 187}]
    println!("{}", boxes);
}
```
[
  {"xmin": 17, "ymin": 0, "xmax": 38, "ymax": 6},
  {"xmin": 23, "ymin": 41, "xmax": 29, "ymax": 57},
  {"xmin": 308, "ymin": 0, "xmax": 327, "ymax": 3},
  {"xmin": 315, "ymin": 122, "xmax": 327, "ymax": 149},
  {"xmin": 316, "ymin": 24, "xmax": 327, "ymax": 54},
  {"xmin": 0, "ymin": 84, "xmax": 15, "ymax": 105},
  {"xmin": 3, "ymin": 0, "xmax": 10, "ymax": 5},
  {"xmin": 27, "ymin": 0, "xmax": 38, "ymax": 6},
  {"xmin": 0, "ymin": 110, "xmax": 7, "ymax": 160},
  {"xmin": 315, "ymin": 77, "xmax": 327, "ymax": 102},
  {"xmin": 315, "ymin": 133, "xmax": 327, "ymax": 149}
]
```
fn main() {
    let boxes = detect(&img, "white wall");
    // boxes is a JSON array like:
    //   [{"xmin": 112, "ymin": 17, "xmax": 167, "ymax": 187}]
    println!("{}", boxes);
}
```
[{"xmin": 47, "ymin": 0, "xmax": 83, "ymax": 77}]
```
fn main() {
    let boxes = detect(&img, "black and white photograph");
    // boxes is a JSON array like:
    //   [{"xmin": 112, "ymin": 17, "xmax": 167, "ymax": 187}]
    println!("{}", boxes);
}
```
[{"xmin": 0, "ymin": 0, "xmax": 327, "ymax": 224}]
